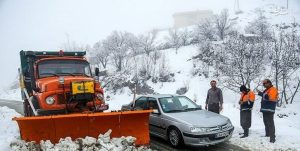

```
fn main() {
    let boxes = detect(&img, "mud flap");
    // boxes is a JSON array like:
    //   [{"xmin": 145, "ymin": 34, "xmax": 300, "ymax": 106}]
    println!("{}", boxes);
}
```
[{"xmin": 13, "ymin": 110, "xmax": 152, "ymax": 146}]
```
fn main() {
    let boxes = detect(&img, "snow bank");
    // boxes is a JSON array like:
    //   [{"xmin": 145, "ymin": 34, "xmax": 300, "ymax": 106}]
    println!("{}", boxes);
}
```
[
  {"xmin": 10, "ymin": 129, "xmax": 153, "ymax": 151},
  {"xmin": 0, "ymin": 106, "xmax": 21, "ymax": 151}
]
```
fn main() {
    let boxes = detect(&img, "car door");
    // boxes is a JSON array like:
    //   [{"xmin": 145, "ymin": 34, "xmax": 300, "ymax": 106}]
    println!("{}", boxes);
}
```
[
  {"xmin": 148, "ymin": 97, "xmax": 166, "ymax": 137},
  {"xmin": 133, "ymin": 97, "xmax": 147, "ymax": 110}
]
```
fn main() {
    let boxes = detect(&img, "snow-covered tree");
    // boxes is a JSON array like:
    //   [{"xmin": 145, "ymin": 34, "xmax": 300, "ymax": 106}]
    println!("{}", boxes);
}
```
[
  {"xmin": 197, "ymin": 40, "xmax": 214, "ymax": 77},
  {"xmin": 214, "ymin": 9, "xmax": 233, "ymax": 40},
  {"xmin": 195, "ymin": 18, "xmax": 215, "ymax": 41},
  {"xmin": 167, "ymin": 29, "xmax": 182, "ymax": 54},
  {"xmin": 91, "ymin": 41, "xmax": 111, "ymax": 69},
  {"xmin": 127, "ymin": 33, "xmax": 142, "ymax": 56},
  {"xmin": 139, "ymin": 29, "xmax": 158, "ymax": 56},
  {"xmin": 158, "ymin": 53, "xmax": 173, "ymax": 83},
  {"xmin": 179, "ymin": 28, "xmax": 191, "ymax": 46},
  {"xmin": 269, "ymin": 23, "xmax": 300, "ymax": 105},
  {"xmin": 216, "ymin": 34, "xmax": 266, "ymax": 90},
  {"xmin": 138, "ymin": 55, "xmax": 154, "ymax": 80},
  {"xmin": 102, "ymin": 31, "xmax": 131, "ymax": 72},
  {"xmin": 245, "ymin": 9, "xmax": 272, "ymax": 40}
]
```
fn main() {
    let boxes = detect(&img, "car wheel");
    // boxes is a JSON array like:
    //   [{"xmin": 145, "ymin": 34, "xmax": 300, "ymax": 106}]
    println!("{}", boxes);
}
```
[{"xmin": 168, "ymin": 127, "xmax": 183, "ymax": 148}]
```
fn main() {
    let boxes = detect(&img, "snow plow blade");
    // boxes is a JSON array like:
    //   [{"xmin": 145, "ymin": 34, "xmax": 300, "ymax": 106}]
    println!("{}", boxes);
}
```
[{"xmin": 13, "ymin": 110, "xmax": 152, "ymax": 146}]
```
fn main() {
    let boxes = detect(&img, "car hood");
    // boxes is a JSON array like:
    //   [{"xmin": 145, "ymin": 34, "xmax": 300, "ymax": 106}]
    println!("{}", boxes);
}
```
[{"xmin": 166, "ymin": 110, "xmax": 229, "ymax": 127}]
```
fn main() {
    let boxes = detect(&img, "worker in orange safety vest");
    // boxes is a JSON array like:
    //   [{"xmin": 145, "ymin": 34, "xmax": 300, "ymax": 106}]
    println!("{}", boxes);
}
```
[
  {"xmin": 239, "ymin": 85, "xmax": 255, "ymax": 138},
  {"xmin": 257, "ymin": 79, "xmax": 278, "ymax": 143}
]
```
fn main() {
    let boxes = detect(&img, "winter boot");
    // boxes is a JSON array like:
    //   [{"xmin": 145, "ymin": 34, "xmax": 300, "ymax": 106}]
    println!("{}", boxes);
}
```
[
  {"xmin": 270, "ymin": 137, "xmax": 276, "ymax": 143},
  {"xmin": 240, "ymin": 128, "xmax": 248, "ymax": 138}
]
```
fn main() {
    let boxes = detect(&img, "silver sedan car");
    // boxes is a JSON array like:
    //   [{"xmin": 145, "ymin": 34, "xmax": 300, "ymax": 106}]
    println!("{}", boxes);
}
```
[{"xmin": 121, "ymin": 94, "xmax": 234, "ymax": 147}]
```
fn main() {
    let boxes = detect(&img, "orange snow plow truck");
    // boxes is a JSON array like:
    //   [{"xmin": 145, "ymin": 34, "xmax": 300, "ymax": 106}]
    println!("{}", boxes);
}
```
[{"xmin": 13, "ymin": 50, "xmax": 151, "ymax": 145}]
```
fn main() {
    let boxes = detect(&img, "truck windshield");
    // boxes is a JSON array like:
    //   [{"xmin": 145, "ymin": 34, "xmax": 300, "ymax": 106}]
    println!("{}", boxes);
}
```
[{"xmin": 37, "ymin": 60, "xmax": 91, "ymax": 78}]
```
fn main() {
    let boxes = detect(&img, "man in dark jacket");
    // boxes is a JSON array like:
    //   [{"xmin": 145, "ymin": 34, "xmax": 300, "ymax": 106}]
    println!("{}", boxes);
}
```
[
  {"xmin": 205, "ymin": 80, "xmax": 223, "ymax": 114},
  {"xmin": 257, "ymin": 79, "xmax": 278, "ymax": 143},
  {"xmin": 239, "ymin": 85, "xmax": 255, "ymax": 138}
]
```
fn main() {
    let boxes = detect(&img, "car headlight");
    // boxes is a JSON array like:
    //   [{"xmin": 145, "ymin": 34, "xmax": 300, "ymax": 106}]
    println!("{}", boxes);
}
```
[
  {"xmin": 190, "ymin": 127, "xmax": 210, "ymax": 133},
  {"xmin": 223, "ymin": 120, "xmax": 233, "ymax": 130},
  {"xmin": 227, "ymin": 120, "xmax": 233, "ymax": 127},
  {"xmin": 45, "ymin": 96, "xmax": 55, "ymax": 105}
]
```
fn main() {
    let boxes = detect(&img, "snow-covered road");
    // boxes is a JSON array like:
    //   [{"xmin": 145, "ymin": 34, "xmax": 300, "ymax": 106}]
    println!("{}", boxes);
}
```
[{"xmin": 0, "ymin": 99, "xmax": 23, "ymax": 115}]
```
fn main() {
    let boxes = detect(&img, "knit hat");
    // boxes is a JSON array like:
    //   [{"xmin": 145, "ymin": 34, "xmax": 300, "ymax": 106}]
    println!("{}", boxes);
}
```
[{"xmin": 240, "ymin": 85, "xmax": 247, "ymax": 92}]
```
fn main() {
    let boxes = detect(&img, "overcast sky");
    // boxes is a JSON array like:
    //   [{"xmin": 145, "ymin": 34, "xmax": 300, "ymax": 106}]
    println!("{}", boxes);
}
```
[{"xmin": 0, "ymin": 0, "xmax": 299, "ymax": 88}]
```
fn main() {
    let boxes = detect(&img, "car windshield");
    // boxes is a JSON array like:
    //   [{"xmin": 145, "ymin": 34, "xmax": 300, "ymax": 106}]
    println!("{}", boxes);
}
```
[
  {"xmin": 158, "ymin": 96, "xmax": 201, "ymax": 113},
  {"xmin": 37, "ymin": 60, "xmax": 91, "ymax": 78}
]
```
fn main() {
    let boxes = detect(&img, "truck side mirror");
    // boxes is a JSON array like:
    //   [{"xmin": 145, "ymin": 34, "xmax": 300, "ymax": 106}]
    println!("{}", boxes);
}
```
[
  {"xmin": 100, "ymin": 81, "xmax": 106, "ymax": 88},
  {"xmin": 95, "ymin": 68, "xmax": 99, "ymax": 76}
]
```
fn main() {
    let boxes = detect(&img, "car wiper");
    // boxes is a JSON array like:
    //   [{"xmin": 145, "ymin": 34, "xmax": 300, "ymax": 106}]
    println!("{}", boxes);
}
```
[
  {"xmin": 72, "ymin": 73, "xmax": 90, "ymax": 77},
  {"xmin": 165, "ymin": 109, "xmax": 185, "ymax": 113},
  {"xmin": 184, "ymin": 108, "xmax": 201, "ymax": 111},
  {"xmin": 58, "ymin": 73, "xmax": 76, "ymax": 76},
  {"xmin": 82, "ymin": 73, "xmax": 90, "ymax": 77},
  {"xmin": 40, "ymin": 73, "xmax": 59, "ymax": 77}
]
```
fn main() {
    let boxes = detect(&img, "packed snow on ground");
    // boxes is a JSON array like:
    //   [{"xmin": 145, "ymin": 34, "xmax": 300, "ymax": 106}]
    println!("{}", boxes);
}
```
[{"xmin": 0, "ymin": 106, "xmax": 21, "ymax": 151}]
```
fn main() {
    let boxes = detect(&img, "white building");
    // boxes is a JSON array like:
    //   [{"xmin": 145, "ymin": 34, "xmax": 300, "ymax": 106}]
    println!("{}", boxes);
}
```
[{"xmin": 173, "ymin": 10, "xmax": 214, "ymax": 28}]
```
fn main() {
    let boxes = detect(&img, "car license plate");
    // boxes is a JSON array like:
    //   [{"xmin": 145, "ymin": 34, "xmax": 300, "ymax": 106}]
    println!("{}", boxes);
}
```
[{"xmin": 215, "ymin": 131, "xmax": 229, "ymax": 138}]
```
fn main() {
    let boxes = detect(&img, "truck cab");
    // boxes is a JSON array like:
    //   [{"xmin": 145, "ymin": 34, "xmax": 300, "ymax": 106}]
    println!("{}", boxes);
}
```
[{"xmin": 19, "ymin": 50, "xmax": 107, "ymax": 116}]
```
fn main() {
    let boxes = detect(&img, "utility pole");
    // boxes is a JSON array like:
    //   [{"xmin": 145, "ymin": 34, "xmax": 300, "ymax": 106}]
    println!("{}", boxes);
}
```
[
  {"xmin": 287, "ymin": 0, "xmax": 289, "ymax": 9},
  {"xmin": 234, "ymin": 0, "xmax": 242, "ymax": 14}
]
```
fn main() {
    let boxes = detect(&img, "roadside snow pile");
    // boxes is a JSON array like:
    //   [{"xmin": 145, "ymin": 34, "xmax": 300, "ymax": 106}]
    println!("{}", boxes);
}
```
[
  {"xmin": 10, "ymin": 129, "xmax": 153, "ymax": 151},
  {"xmin": 0, "ymin": 106, "xmax": 21, "ymax": 151}
]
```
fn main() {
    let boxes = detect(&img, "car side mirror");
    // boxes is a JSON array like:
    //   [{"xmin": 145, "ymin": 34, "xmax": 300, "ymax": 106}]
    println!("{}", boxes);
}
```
[
  {"xmin": 152, "ymin": 109, "xmax": 160, "ymax": 114},
  {"xmin": 95, "ymin": 67, "xmax": 99, "ymax": 77}
]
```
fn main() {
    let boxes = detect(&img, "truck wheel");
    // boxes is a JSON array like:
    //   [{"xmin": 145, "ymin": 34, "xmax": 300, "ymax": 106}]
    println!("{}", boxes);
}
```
[{"xmin": 168, "ymin": 127, "xmax": 183, "ymax": 148}]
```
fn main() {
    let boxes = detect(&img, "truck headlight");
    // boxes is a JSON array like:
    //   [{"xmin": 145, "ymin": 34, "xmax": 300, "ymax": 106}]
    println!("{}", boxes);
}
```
[
  {"xmin": 45, "ymin": 96, "xmax": 55, "ymax": 105},
  {"xmin": 190, "ymin": 127, "xmax": 210, "ymax": 133}
]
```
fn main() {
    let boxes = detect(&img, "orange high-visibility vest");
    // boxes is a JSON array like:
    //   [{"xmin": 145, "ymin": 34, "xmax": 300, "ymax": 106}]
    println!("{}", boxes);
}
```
[{"xmin": 240, "ymin": 90, "xmax": 255, "ymax": 102}]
